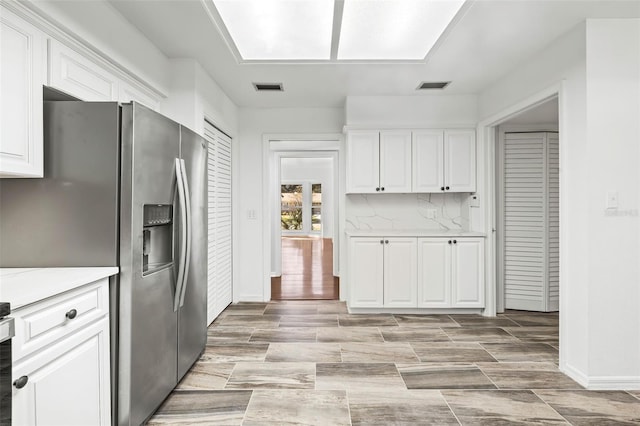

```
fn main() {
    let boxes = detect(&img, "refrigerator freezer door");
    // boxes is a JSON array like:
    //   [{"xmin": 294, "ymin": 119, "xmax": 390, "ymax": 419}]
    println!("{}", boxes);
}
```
[
  {"xmin": 177, "ymin": 126, "xmax": 208, "ymax": 380},
  {"xmin": 118, "ymin": 103, "xmax": 181, "ymax": 426}
]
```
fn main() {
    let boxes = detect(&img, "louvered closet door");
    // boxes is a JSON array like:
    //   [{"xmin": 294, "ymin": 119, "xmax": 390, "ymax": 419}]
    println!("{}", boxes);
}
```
[
  {"xmin": 547, "ymin": 134, "xmax": 559, "ymax": 311},
  {"xmin": 204, "ymin": 122, "xmax": 233, "ymax": 324},
  {"xmin": 503, "ymin": 132, "xmax": 558, "ymax": 312}
]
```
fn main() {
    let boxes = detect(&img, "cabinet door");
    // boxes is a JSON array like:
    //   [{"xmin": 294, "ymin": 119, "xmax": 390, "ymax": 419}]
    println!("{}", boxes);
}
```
[
  {"xmin": 379, "ymin": 131, "xmax": 412, "ymax": 193},
  {"xmin": 0, "ymin": 8, "xmax": 44, "ymax": 177},
  {"xmin": 412, "ymin": 130, "xmax": 444, "ymax": 192},
  {"xmin": 48, "ymin": 39, "xmax": 118, "ymax": 101},
  {"xmin": 444, "ymin": 130, "xmax": 476, "ymax": 192},
  {"xmin": 349, "ymin": 237, "xmax": 384, "ymax": 307},
  {"xmin": 383, "ymin": 237, "xmax": 417, "ymax": 307},
  {"xmin": 13, "ymin": 318, "xmax": 111, "ymax": 425},
  {"xmin": 451, "ymin": 238, "xmax": 484, "ymax": 307},
  {"xmin": 346, "ymin": 131, "xmax": 379, "ymax": 193},
  {"xmin": 417, "ymin": 238, "xmax": 451, "ymax": 307}
]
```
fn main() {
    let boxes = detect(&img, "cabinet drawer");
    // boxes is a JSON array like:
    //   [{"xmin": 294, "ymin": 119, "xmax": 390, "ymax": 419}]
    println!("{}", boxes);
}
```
[{"xmin": 12, "ymin": 278, "xmax": 109, "ymax": 361}]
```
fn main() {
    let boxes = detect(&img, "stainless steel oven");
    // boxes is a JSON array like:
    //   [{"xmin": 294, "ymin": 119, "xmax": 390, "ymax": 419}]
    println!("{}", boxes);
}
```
[{"xmin": 0, "ymin": 303, "xmax": 14, "ymax": 426}]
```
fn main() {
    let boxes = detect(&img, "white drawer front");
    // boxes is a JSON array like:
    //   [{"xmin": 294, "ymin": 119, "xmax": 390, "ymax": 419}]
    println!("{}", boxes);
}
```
[{"xmin": 12, "ymin": 278, "xmax": 109, "ymax": 361}]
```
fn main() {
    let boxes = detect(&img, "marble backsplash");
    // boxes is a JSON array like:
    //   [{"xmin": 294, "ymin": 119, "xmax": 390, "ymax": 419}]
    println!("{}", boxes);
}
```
[{"xmin": 345, "ymin": 193, "xmax": 469, "ymax": 231}]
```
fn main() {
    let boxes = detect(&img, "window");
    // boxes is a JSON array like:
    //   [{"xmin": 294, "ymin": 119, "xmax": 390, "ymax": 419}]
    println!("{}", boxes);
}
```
[
  {"xmin": 281, "ymin": 182, "xmax": 322, "ymax": 235},
  {"xmin": 312, "ymin": 183, "xmax": 322, "ymax": 232},
  {"xmin": 281, "ymin": 184, "xmax": 304, "ymax": 231}
]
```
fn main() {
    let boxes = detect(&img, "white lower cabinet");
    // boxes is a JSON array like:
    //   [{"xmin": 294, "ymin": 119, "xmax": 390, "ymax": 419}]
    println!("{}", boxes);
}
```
[
  {"xmin": 383, "ymin": 238, "xmax": 418, "ymax": 307},
  {"xmin": 418, "ymin": 237, "xmax": 484, "ymax": 308},
  {"xmin": 349, "ymin": 237, "xmax": 417, "ymax": 308},
  {"xmin": 417, "ymin": 239, "xmax": 451, "ymax": 307},
  {"xmin": 349, "ymin": 238, "xmax": 385, "ymax": 307},
  {"xmin": 11, "ymin": 278, "xmax": 111, "ymax": 425},
  {"xmin": 12, "ymin": 318, "xmax": 110, "ymax": 426},
  {"xmin": 349, "ymin": 235, "xmax": 484, "ymax": 311}
]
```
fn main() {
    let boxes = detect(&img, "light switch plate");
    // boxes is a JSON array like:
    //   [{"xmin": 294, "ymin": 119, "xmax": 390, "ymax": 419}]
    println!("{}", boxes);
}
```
[
  {"xmin": 606, "ymin": 192, "xmax": 618, "ymax": 209},
  {"xmin": 470, "ymin": 195, "xmax": 480, "ymax": 208}
]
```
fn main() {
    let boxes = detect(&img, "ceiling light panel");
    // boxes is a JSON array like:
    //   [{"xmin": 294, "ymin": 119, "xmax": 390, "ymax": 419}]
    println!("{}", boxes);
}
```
[
  {"xmin": 338, "ymin": 0, "xmax": 466, "ymax": 60},
  {"xmin": 213, "ymin": 0, "xmax": 334, "ymax": 60}
]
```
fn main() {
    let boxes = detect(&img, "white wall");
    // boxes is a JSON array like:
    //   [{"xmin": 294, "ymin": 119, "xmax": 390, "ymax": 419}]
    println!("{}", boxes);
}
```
[
  {"xmin": 161, "ymin": 59, "xmax": 238, "ymax": 136},
  {"xmin": 236, "ymin": 108, "xmax": 344, "ymax": 301},
  {"xmin": 585, "ymin": 19, "xmax": 640, "ymax": 382},
  {"xmin": 281, "ymin": 157, "xmax": 334, "ymax": 238},
  {"xmin": 478, "ymin": 19, "xmax": 640, "ymax": 388},
  {"xmin": 346, "ymin": 95, "xmax": 478, "ymax": 128},
  {"xmin": 477, "ymin": 22, "xmax": 589, "ymax": 378}
]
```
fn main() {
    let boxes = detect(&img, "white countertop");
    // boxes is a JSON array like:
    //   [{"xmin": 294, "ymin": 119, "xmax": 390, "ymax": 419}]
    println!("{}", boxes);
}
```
[
  {"xmin": 345, "ymin": 229, "xmax": 486, "ymax": 237},
  {"xmin": 0, "ymin": 267, "xmax": 119, "ymax": 310}
]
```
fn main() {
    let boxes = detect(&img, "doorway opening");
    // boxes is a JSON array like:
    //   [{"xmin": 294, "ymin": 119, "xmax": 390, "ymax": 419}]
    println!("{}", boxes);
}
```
[
  {"xmin": 269, "ymin": 152, "xmax": 340, "ymax": 301},
  {"xmin": 494, "ymin": 97, "xmax": 559, "ymax": 314}
]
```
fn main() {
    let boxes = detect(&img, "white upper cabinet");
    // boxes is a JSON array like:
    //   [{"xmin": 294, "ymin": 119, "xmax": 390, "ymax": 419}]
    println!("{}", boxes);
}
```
[
  {"xmin": 48, "ymin": 39, "xmax": 161, "ymax": 110},
  {"xmin": 444, "ymin": 130, "xmax": 476, "ymax": 192},
  {"xmin": 348, "ymin": 129, "xmax": 475, "ymax": 194},
  {"xmin": 379, "ymin": 131, "xmax": 412, "ymax": 193},
  {"xmin": 0, "ymin": 8, "xmax": 45, "ymax": 178},
  {"xmin": 412, "ymin": 130, "xmax": 444, "ymax": 192},
  {"xmin": 346, "ymin": 131, "xmax": 380, "ymax": 193},
  {"xmin": 48, "ymin": 39, "xmax": 118, "ymax": 101},
  {"xmin": 346, "ymin": 130, "xmax": 411, "ymax": 193},
  {"xmin": 413, "ymin": 129, "xmax": 476, "ymax": 193}
]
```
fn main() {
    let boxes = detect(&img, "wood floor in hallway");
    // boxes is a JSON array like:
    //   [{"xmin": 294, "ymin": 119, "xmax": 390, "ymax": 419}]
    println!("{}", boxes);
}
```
[{"xmin": 271, "ymin": 236, "xmax": 338, "ymax": 300}]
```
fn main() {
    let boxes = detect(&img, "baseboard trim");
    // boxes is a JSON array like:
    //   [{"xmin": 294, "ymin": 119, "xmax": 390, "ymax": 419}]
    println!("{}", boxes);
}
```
[
  {"xmin": 348, "ymin": 307, "xmax": 483, "ymax": 315},
  {"xmin": 586, "ymin": 376, "xmax": 640, "ymax": 390},
  {"xmin": 235, "ymin": 294, "xmax": 266, "ymax": 302},
  {"xmin": 561, "ymin": 364, "xmax": 640, "ymax": 390},
  {"xmin": 561, "ymin": 363, "xmax": 589, "ymax": 388}
]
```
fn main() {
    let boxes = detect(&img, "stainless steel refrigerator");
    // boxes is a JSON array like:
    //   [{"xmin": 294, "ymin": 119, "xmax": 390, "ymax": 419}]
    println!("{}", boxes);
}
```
[{"xmin": 0, "ymin": 100, "xmax": 208, "ymax": 425}]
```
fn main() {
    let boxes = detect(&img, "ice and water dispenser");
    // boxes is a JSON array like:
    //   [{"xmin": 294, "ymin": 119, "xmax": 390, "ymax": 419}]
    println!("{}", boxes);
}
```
[{"xmin": 142, "ymin": 204, "xmax": 173, "ymax": 275}]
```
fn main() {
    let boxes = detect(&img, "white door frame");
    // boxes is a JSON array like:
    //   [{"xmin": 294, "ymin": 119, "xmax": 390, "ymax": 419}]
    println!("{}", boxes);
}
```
[
  {"xmin": 273, "ymin": 151, "xmax": 338, "ymax": 277},
  {"xmin": 479, "ymin": 83, "xmax": 563, "ymax": 316},
  {"xmin": 262, "ymin": 135, "xmax": 344, "ymax": 302},
  {"xmin": 478, "ymin": 81, "xmax": 567, "ymax": 369}
]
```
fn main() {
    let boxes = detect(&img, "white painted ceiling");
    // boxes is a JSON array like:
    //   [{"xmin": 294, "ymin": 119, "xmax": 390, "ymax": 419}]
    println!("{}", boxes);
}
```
[{"xmin": 108, "ymin": 0, "xmax": 640, "ymax": 108}]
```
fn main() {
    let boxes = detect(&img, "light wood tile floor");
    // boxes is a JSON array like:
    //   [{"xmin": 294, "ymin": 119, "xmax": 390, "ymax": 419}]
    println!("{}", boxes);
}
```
[{"xmin": 147, "ymin": 303, "xmax": 640, "ymax": 425}]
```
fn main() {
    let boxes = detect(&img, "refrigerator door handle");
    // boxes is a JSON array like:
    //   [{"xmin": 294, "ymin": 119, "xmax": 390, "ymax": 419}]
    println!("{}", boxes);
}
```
[
  {"xmin": 178, "ymin": 158, "xmax": 192, "ymax": 308},
  {"xmin": 174, "ymin": 158, "xmax": 188, "ymax": 312}
]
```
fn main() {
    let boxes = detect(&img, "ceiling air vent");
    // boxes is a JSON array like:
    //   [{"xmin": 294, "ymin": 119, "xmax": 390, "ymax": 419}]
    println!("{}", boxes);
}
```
[
  {"xmin": 417, "ymin": 81, "xmax": 450, "ymax": 90},
  {"xmin": 253, "ymin": 82, "xmax": 284, "ymax": 92}
]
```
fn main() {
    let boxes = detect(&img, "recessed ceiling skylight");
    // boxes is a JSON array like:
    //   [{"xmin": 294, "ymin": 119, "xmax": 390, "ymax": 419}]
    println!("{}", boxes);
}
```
[
  {"xmin": 209, "ymin": 0, "xmax": 466, "ymax": 62},
  {"xmin": 212, "ymin": 0, "xmax": 334, "ymax": 60},
  {"xmin": 338, "ymin": 0, "xmax": 466, "ymax": 60}
]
